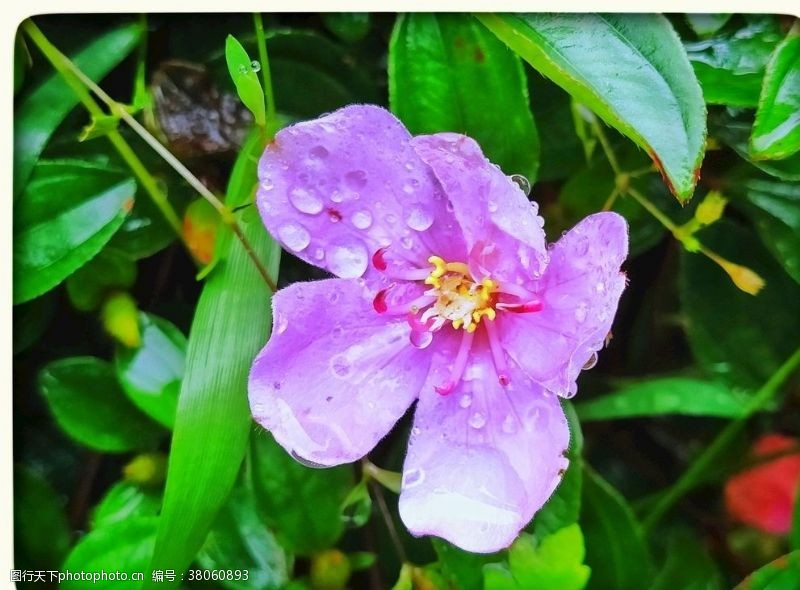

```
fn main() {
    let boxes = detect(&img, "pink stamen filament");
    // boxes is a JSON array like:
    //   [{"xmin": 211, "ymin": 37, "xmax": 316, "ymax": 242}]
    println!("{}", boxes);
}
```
[
  {"xmin": 484, "ymin": 319, "xmax": 510, "ymax": 386},
  {"xmin": 373, "ymin": 289, "xmax": 436, "ymax": 316},
  {"xmin": 435, "ymin": 330, "xmax": 475, "ymax": 395},
  {"xmin": 497, "ymin": 297, "xmax": 543, "ymax": 314}
]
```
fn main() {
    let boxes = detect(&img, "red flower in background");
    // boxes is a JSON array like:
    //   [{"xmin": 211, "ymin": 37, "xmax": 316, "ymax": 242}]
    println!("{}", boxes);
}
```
[{"xmin": 725, "ymin": 434, "xmax": 800, "ymax": 534}]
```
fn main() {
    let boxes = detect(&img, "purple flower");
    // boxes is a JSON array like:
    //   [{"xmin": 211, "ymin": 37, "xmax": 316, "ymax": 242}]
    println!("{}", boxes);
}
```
[{"xmin": 249, "ymin": 105, "xmax": 628, "ymax": 553}]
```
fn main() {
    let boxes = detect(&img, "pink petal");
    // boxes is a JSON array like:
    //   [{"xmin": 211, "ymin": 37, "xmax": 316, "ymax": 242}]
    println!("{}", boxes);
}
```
[
  {"xmin": 257, "ymin": 105, "xmax": 466, "ymax": 279},
  {"xmin": 398, "ymin": 336, "xmax": 570, "ymax": 553},
  {"xmin": 411, "ymin": 133, "xmax": 548, "ymax": 285},
  {"xmin": 501, "ymin": 212, "xmax": 628, "ymax": 397},
  {"xmin": 248, "ymin": 278, "xmax": 431, "ymax": 466}
]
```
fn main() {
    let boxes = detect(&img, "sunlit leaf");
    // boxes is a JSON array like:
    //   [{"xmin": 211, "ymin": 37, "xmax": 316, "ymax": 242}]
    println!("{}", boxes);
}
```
[
  {"xmin": 390, "ymin": 14, "xmax": 540, "ymax": 180},
  {"xmin": 91, "ymin": 481, "xmax": 162, "ymax": 530},
  {"xmin": 733, "ymin": 551, "xmax": 800, "ymax": 590},
  {"xmin": 479, "ymin": 13, "xmax": 706, "ymax": 201},
  {"xmin": 225, "ymin": 34, "xmax": 266, "ymax": 127},
  {"xmin": 38, "ymin": 357, "xmax": 163, "ymax": 453}
]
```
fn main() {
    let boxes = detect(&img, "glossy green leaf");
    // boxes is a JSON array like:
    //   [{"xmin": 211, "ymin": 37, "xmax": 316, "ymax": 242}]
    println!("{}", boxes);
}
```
[
  {"xmin": 479, "ymin": 13, "xmax": 706, "ymax": 201},
  {"xmin": 680, "ymin": 221, "xmax": 800, "ymax": 389},
  {"xmin": 685, "ymin": 14, "xmax": 732, "ymax": 38},
  {"xmin": 685, "ymin": 17, "xmax": 781, "ymax": 108},
  {"xmin": 733, "ymin": 551, "xmax": 800, "ymax": 590},
  {"xmin": 483, "ymin": 526, "xmax": 591, "ymax": 590},
  {"xmin": 728, "ymin": 175, "xmax": 800, "ymax": 284},
  {"xmin": 66, "ymin": 247, "xmax": 136, "ymax": 311},
  {"xmin": 14, "ymin": 160, "xmax": 135, "ymax": 305},
  {"xmin": 652, "ymin": 529, "xmax": 723, "ymax": 590},
  {"xmin": 146, "ymin": 132, "xmax": 281, "ymax": 586},
  {"xmin": 322, "ymin": 13, "xmax": 371, "ymax": 43},
  {"xmin": 250, "ymin": 431, "xmax": 353, "ymax": 555},
  {"xmin": 340, "ymin": 478, "xmax": 373, "ymax": 528},
  {"xmin": 62, "ymin": 517, "xmax": 158, "ymax": 590},
  {"xmin": 710, "ymin": 109, "xmax": 800, "ymax": 181},
  {"xmin": 38, "ymin": 357, "xmax": 163, "ymax": 452},
  {"xmin": 433, "ymin": 538, "xmax": 501, "ymax": 590},
  {"xmin": 576, "ymin": 377, "xmax": 748, "ymax": 421},
  {"xmin": 390, "ymin": 14, "xmax": 539, "ymax": 180},
  {"xmin": 225, "ymin": 35, "xmax": 266, "ymax": 127},
  {"xmin": 91, "ymin": 481, "xmax": 162, "ymax": 529},
  {"xmin": 115, "ymin": 313, "xmax": 186, "ymax": 428},
  {"xmin": 751, "ymin": 24, "xmax": 800, "ymax": 159},
  {"xmin": 531, "ymin": 402, "xmax": 583, "ymax": 537},
  {"xmin": 581, "ymin": 467, "xmax": 653, "ymax": 590},
  {"xmin": 197, "ymin": 485, "xmax": 290, "ymax": 590},
  {"xmin": 15, "ymin": 21, "xmax": 142, "ymax": 197},
  {"xmin": 14, "ymin": 467, "xmax": 71, "ymax": 572},
  {"xmin": 13, "ymin": 291, "xmax": 56, "ymax": 355}
]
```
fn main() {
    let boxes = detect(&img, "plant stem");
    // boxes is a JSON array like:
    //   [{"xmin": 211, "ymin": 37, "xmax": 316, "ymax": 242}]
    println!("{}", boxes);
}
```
[
  {"xmin": 253, "ymin": 13, "xmax": 277, "ymax": 136},
  {"xmin": 369, "ymin": 480, "xmax": 409, "ymax": 565},
  {"xmin": 22, "ymin": 19, "xmax": 185, "ymax": 241},
  {"xmin": 626, "ymin": 186, "xmax": 679, "ymax": 233},
  {"xmin": 591, "ymin": 118, "xmax": 622, "ymax": 176},
  {"xmin": 643, "ymin": 346, "xmax": 800, "ymax": 532},
  {"xmin": 24, "ymin": 18, "xmax": 277, "ymax": 292}
]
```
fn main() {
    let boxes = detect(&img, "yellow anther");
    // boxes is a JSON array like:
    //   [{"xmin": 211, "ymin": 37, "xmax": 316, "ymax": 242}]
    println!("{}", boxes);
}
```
[
  {"xmin": 452, "ymin": 319, "xmax": 463, "ymax": 330},
  {"xmin": 467, "ymin": 323, "xmax": 478, "ymax": 333},
  {"xmin": 427, "ymin": 256, "xmax": 447, "ymax": 278},
  {"xmin": 445, "ymin": 262, "xmax": 472, "ymax": 276}
]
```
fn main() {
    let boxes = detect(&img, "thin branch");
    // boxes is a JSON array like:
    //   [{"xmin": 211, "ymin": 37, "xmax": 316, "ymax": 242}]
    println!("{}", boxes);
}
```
[{"xmin": 369, "ymin": 479, "xmax": 408, "ymax": 565}]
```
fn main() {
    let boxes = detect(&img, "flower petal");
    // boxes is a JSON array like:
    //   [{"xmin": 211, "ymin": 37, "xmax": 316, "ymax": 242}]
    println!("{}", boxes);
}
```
[
  {"xmin": 249, "ymin": 278, "xmax": 431, "ymax": 466},
  {"xmin": 398, "ymin": 337, "xmax": 569, "ymax": 553},
  {"xmin": 257, "ymin": 105, "xmax": 466, "ymax": 279},
  {"xmin": 411, "ymin": 133, "xmax": 548, "ymax": 285},
  {"xmin": 501, "ymin": 212, "xmax": 628, "ymax": 396}
]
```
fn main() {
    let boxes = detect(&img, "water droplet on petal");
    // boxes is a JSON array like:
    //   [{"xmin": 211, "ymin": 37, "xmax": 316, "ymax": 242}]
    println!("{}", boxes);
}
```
[
  {"xmin": 411, "ymin": 427, "xmax": 421, "ymax": 436},
  {"xmin": 331, "ymin": 354, "xmax": 351, "ymax": 377},
  {"xmin": 274, "ymin": 313, "xmax": 288, "ymax": 334},
  {"xmin": 410, "ymin": 330, "xmax": 433, "ymax": 349},
  {"xmin": 277, "ymin": 222, "xmax": 311, "ymax": 252},
  {"xmin": 574, "ymin": 302, "xmax": 588, "ymax": 323},
  {"xmin": 402, "ymin": 468, "xmax": 425, "ymax": 489},
  {"xmin": 402, "ymin": 183, "xmax": 415, "ymax": 195},
  {"xmin": 511, "ymin": 174, "xmax": 531, "ymax": 195},
  {"xmin": 330, "ymin": 190, "xmax": 343, "ymax": 203},
  {"xmin": 384, "ymin": 213, "xmax": 398, "ymax": 225},
  {"xmin": 291, "ymin": 450, "xmax": 327, "ymax": 469},
  {"xmin": 469, "ymin": 412, "xmax": 486, "ymax": 429},
  {"xmin": 400, "ymin": 236, "xmax": 414, "ymax": 249},
  {"xmin": 502, "ymin": 414, "xmax": 518, "ymax": 434},
  {"xmin": 328, "ymin": 241, "xmax": 369, "ymax": 278},
  {"xmin": 351, "ymin": 210, "xmax": 373, "ymax": 230},
  {"xmin": 250, "ymin": 60, "xmax": 261, "ymax": 72},
  {"xmin": 289, "ymin": 187, "xmax": 323, "ymax": 214},
  {"xmin": 405, "ymin": 205, "xmax": 434, "ymax": 231},
  {"xmin": 487, "ymin": 199, "xmax": 498, "ymax": 213},
  {"xmin": 596, "ymin": 281, "xmax": 606, "ymax": 293},
  {"xmin": 459, "ymin": 394, "xmax": 473, "ymax": 408},
  {"xmin": 260, "ymin": 177, "xmax": 274, "ymax": 191},
  {"xmin": 313, "ymin": 247, "xmax": 325, "ymax": 260},
  {"xmin": 309, "ymin": 145, "xmax": 329, "ymax": 159},
  {"xmin": 344, "ymin": 170, "xmax": 368, "ymax": 190},
  {"xmin": 583, "ymin": 352, "xmax": 598, "ymax": 370}
]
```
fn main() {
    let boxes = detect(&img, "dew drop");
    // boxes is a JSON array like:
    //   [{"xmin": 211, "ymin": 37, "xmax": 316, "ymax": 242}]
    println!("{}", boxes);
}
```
[
  {"xmin": 402, "ymin": 468, "xmax": 425, "ymax": 489},
  {"xmin": 402, "ymin": 183, "xmax": 415, "ymax": 195},
  {"xmin": 351, "ymin": 210, "xmax": 373, "ymax": 229},
  {"xmin": 313, "ymin": 247, "xmax": 325, "ymax": 260},
  {"xmin": 260, "ymin": 177, "xmax": 274, "ymax": 191},
  {"xmin": 459, "ymin": 394, "xmax": 473, "ymax": 409},
  {"xmin": 410, "ymin": 330, "xmax": 433, "ymax": 349},
  {"xmin": 582, "ymin": 352, "xmax": 598, "ymax": 371},
  {"xmin": 331, "ymin": 326, "xmax": 343, "ymax": 338},
  {"xmin": 289, "ymin": 187, "xmax": 323, "ymax": 214},
  {"xmin": 511, "ymin": 174, "xmax": 531, "ymax": 195},
  {"xmin": 328, "ymin": 241, "xmax": 369, "ymax": 278},
  {"xmin": 487, "ymin": 199, "xmax": 498, "ymax": 213},
  {"xmin": 404, "ymin": 162, "xmax": 414, "ymax": 171},
  {"xmin": 274, "ymin": 313, "xmax": 288, "ymax": 334},
  {"xmin": 596, "ymin": 281, "xmax": 606, "ymax": 293},
  {"xmin": 344, "ymin": 170, "xmax": 368, "ymax": 190},
  {"xmin": 277, "ymin": 222, "xmax": 311, "ymax": 252},
  {"xmin": 250, "ymin": 60, "xmax": 261, "ymax": 72},
  {"xmin": 411, "ymin": 427, "xmax": 421, "ymax": 436},
  {"xmin": 574, "ymin": 302, "xmax": 588, "ymax": 323},
  {"xmin": 237, "ymin": 64, "xmax": 248, "ymax": 75},
  {"xmin": 330, "ymin": 190, "xmax": 343, "ymax": 203},
  {"xmin": 309, "ymin": 145, "xmax": 329, "ymax": 160},
  {"xmin": 330, "ymin": 354, "xmax": 351, "ymax": 377},
  {"xmin": 502, "ymin": 414, "xmax": 518, "ymax": 434},
  {"xmin": 405, "ymin": 205, "xmax": 434, "ymax": 231},
  {"xmin": 469, "ymin": 412, "xmax": 487, "ymax": 429},
  {"xmin": 400, "ymin": 236, "xmax": 414, "ymax": 249}
]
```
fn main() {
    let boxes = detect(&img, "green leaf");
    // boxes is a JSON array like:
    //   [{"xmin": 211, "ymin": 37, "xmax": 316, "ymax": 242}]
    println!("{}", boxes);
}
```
[
  {"xmin": 225, "ymin": 35, "xmax": 266, "ymax": 127},
  {"xmin": 390, "ymin": 14, "xmax": 539, "ymax": 180},
  {"xmin": 680, "ymin": 220, "xmax": 800, "ymax": 389},
  {"xmin": 483, "ymin": 527, "xmax": 591, "ymax": 590},
  {"xmin": 38, "ymin": 357, "xmax": 164, "ymax": 452},
  {"xmin": 322, "ymin": 13, "xmax": 371, "ymax": 43},
  {"xmin": 91, "ymin": 481, "xmax": 162, "ymax": 529},
  {"xmin": 250, "ymin": 431, "xmax": 353, "ymax": 555},
  {"xmin": 197, "ymin": 485, "xmax": 290, "ymax": 590},
  {"xmin": 115, "ymin": 313, "xmax": 186, "ymax": 428},
  {"xmin": 14, "ymin": 31, "xmax": 29, "ymax": 94},
  {"xmin": 340, "ymin": 478, "xmax": 373, "ymax": 528},
  {"xmin": 733, "ymin": 551, "xmax": 800, "ymax": 590},
  {"xmin": 146, "ymin": 131, "xmax": 281, "ymax": 585},
  {"xmin": 15, "ymin": 21, "xmax": 142, "ymax": 197},
  {"xmin": 581, "ymin": 467, "xmax": 653, "ymax": 590},
  {"xmin": 479, "ymin": 13, "xmax": 706, "ymax": 202},
  {"xmin": 62, "ymin": 517, "xmax": 158, "ymax": 590},
  {"xmin": 14, "ymin": 467, "xmax": 71, "ymax": 571},
  {"xmin": 751, "ymin": 24, "xmax": 800, "ymax": 160},
  {"xmin": 685, "ymin": 14, "xmax": 732, "ymax": 38},
  {"xmin": 531, "ymin": 402, "xmax": 583, "ymax": 537},
  {"xmin": 13, "ymin": 159, "xmax": 135, "ymax": 304},
  {"xmin": 576, "ymin": 377, "xmax": 748, "ymax": 421},
  {"xmin": 13, "ymin": 291, "xmax": 56, "ymax": 355},
  {"xmin": 685, "ymin": 17, "xmax": 782, "ymax": 108},
  {"xmin": 66, "ymin": 247, "xmax": 136, "ymax": 311},
  {"xmin": 792, "ymin": 481, "xmax": 800, "ymax": 551},
  {"xmin": 728, "ymin": 174, "xmax": 800, "ymax": 284},
  {"xmin": 433, "ymin": 538, "xmax": 502, "ymax": 590},
  {"xmin": 651, "ymin": 528, "xmax": 723, "ymax": 590}
]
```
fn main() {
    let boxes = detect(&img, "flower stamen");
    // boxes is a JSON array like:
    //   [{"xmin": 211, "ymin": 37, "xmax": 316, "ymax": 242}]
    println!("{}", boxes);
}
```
[{"xmin": 435, "ymin": 330, "xmax": 475, "ymax": 395}]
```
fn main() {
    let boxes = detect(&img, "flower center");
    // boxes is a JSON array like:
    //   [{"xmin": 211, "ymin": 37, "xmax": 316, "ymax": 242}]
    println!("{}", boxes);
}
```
[{"xmin": 420, "ymin": 256, "xmax": 498, "ymax": 333}]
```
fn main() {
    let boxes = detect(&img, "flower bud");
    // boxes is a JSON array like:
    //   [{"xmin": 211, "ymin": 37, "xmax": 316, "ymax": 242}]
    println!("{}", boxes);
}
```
[
  {"xmin": 123, "ymin": 452, "xmax": 167, "ymax": 487},
  {"xmin": 183, "ymin": 199, "xmax": 220, "ymax": 265},
  {"xmin": 694, "ymin": 191, "xmax": 727, "ymax": 226},
  {"xmin": 101, "ymin": 291, "xmax": 141, "ymax": 348},
  {"xmin": 310, "ymin": 549, "xmax": 351, "ymax": 590}
]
